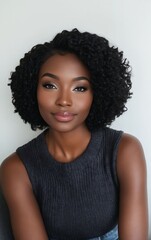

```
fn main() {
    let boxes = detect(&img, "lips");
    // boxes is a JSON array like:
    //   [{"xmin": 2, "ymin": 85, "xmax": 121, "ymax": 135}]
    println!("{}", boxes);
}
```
[{"xmin": 52, "ymin": 111, "xmax": 76, "ymax": 122}]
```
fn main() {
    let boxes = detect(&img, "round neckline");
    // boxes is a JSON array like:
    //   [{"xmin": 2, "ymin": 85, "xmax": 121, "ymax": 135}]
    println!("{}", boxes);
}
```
[{"xmin": 38, "ymin": 128, "xmax": 103, "ymax": 171}]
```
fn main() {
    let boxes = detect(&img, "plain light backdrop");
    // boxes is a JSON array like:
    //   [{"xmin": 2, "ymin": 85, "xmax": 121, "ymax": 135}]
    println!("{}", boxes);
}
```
[{"xmin": 0, "ymin": 0, "xmax": 151, "ymax": 237}]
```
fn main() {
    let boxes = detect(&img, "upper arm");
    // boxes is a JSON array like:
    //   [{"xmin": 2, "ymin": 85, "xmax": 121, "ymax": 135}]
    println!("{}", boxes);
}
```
[
  {"xmin": 117, "ymin": 134, "xmax": 148, "ymax": 240},
  {"xmin": 0, "ymin": 153, "xmax": 48, "ymax": 240}
]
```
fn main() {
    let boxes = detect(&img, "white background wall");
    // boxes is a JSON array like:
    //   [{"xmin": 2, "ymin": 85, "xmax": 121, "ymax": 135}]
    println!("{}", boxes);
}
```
[{"xmin": 0, "ymin": 0, "xmax": 151, "ymax": 237}]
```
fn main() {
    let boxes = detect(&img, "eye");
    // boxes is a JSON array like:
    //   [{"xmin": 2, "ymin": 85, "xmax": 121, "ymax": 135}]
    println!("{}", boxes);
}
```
[
  {"xmin": 42, "ymin": 83, "xmax": 57, "ymax": 89},
  {"xmin": 74, "ymin": 86, "xmax": 88, "ymax": 92}
]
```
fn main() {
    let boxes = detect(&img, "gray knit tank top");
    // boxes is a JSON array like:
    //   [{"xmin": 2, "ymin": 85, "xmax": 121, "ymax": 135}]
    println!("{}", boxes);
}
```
[{"xmin": 16, "ymin": 127, "xmax": 123, "ymax": 240}]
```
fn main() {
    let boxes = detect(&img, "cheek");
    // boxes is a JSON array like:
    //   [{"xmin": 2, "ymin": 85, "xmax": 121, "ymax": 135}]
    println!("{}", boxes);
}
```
[
  {"xmin": 37, "ymin": 95, "xmax": 52, "ymax": 124},
  {"xmin": 37, "ymin": 97, "xmax": 45, "ymax": 111},
  {"xmin": 86, "ymin": 93, "xmax": 93, "ymax": 108},
  {"xmin": 78, "ymin": 95, "xmax": 93, "ymax": 114},
  {"xmin": 37, "ymin": 90, "xmax": 51, "ymax": 109}
]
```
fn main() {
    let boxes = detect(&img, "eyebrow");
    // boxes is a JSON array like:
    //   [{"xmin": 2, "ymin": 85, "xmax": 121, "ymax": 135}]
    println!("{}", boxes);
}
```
[{"xmin": 41, "ymin": 73, "xmax": 90, "ymax": 81}]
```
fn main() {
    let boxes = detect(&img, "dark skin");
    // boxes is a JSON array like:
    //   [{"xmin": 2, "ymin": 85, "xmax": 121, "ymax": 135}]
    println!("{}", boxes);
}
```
[{"xmin": 0, "ymin": 54, "xmax": 148, "ymax": 240}]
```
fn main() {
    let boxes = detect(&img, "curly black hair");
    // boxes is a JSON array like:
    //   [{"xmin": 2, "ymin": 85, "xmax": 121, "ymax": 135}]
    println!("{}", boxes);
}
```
[{"xmin": 9, "ymin": 28, "xmax": 132, "ymax": 131}]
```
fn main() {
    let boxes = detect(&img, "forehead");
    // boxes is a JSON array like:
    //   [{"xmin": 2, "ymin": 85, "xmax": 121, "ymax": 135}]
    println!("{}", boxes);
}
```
[{"xmin": 39, "ymin": 53, "xmax": 90, "ymax": 77}]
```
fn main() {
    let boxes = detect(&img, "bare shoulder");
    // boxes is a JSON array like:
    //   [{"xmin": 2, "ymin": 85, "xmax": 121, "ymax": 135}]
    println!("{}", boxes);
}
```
[
  {"xmin": 117, "ymin": 135, "xmax": 148, "ymax": 239},
  {"xmin": 117, "ymin": 132, "xmax": 147, "ymax": 189},
  {"xmin": 0, "ymin": 155, "xmax": 48, "ymax": 239},
  {"xmin": 1, "ymin": 152, "xmax": 23, "ymax": 174},
  {"xmin": 118, "ymin": 133, "xmax": 145, "ymax": 157},
  {"xmin": 0, "ymin": 152, "xmax": 31, "ymax": 185},
  {"xmin": 0, "ymin": 152, "xmax": 32, "ymax": 203}
]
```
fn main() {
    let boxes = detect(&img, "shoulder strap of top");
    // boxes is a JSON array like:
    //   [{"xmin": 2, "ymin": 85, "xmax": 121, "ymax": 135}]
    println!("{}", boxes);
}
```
[
  {"xmin": 102, "ymin": 127, "xmax": 123, "ymax": 186},
  {"xmin": 16, "ymin": 131, "xmax": 45, "ymax": 192}
]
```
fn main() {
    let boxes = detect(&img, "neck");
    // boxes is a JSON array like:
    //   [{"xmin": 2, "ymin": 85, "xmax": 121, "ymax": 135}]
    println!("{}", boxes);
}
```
[{"xmin": 46, "ymin": 126, "xmax": 91, "ymax": 163}]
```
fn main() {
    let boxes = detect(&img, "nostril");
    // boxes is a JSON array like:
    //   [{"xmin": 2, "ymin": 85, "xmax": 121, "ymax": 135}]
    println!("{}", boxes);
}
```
[{"xmin": 56, "ymin": 98, "xmax": 72, "ymax": 107}]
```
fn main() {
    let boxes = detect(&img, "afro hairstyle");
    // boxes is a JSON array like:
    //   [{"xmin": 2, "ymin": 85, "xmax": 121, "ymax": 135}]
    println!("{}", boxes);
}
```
[{"xmin": 9, "ymin": 28, "xmax": 132, "ymax": 131}]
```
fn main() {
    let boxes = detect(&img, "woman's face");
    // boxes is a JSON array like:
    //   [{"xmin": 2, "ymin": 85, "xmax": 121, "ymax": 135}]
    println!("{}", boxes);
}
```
[{"xmin": 37, "ymin": 53, "xmax": 93, "ymax": 133}]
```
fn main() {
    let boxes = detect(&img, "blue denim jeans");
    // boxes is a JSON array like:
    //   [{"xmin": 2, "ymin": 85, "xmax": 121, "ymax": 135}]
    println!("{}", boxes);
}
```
[{"xmin": 89, "ymin": 225, "xmax": 118, "ymax": 240}]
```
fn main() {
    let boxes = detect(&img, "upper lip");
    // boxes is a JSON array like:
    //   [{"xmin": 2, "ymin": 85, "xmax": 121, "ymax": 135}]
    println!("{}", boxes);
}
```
[{"xmin": 52, "ymin": 111, "xmax": 76, "ymax": 116}]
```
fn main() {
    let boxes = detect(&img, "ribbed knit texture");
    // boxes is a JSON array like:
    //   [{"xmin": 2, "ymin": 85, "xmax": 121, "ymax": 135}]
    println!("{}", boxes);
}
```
[{"xmin": 16, "ymin": 127, "xmax": 123, "ymax": 240}]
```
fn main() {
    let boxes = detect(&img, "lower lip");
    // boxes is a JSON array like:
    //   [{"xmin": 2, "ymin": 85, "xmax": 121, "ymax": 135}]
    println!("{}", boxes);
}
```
[{"xmin": 53, "ymin": 114, "xmax": 75, "ymax": 122}]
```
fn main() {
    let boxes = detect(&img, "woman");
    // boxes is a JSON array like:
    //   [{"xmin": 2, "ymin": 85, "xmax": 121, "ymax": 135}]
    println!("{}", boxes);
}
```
[{"xmin": 0, "ymin": 29, "xmax": 148, "ymax": 239}]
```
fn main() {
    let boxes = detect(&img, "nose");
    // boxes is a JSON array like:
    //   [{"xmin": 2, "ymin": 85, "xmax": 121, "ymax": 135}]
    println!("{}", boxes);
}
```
[{"xmin": 55, "ymin": 90, "xmax": 72, "ymax": 107}]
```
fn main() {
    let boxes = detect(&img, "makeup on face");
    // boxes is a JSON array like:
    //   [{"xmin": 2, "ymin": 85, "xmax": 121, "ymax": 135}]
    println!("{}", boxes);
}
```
[{"xmin": 37, "ymin": 53, "xmax": 93, "ymax": 133}]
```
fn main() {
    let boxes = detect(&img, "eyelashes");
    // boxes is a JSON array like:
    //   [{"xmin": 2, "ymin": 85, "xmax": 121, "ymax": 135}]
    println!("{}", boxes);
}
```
[
  {"xmin": 42, "ymin": 82, "xmax": 89, "ymax": 92},
  {"xmin": 42, "ymin": 83, "xmax": 57, "ymax": 89},
  {"xmin": 73, "ymin": 86, "xmax": 88, "ymax": 92}
]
